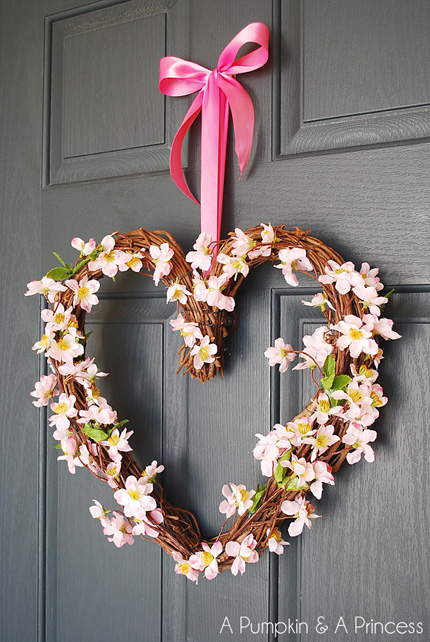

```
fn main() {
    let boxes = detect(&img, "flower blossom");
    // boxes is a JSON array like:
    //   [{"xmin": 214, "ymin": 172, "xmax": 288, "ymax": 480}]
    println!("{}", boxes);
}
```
[
  {"xmin": 172, "ymin": 552, "xmax": 199, "ymax": 583},
  {"xmin": 169, "ymin": 313, "xmax": 203, "ymax": 347},
  {"xmin": 149, "ymin": 243, "xmax": 174, "ymax": 285},
  {"xmin": 132, "ymin": 508, "xmax": 164, "ymax": 538},
  {"xmin": 32, "ymin": 331, "xmax": 53, "ymax": 354},
  {"xmin": 359, "ymin": 262, "xmax": 383, "ymax": 290},
  {"xmin": 280, "ymin": 454, "xmax": 315, "ymax": 488},
  {"xmin": 216, "ymin": 253, "xmax": 249, "ymax": 280},
  {"xmin": 309, "ymin": 461, "xmax": 335, "ymax": 499},
  {"xmin": 118, "ymin": 250, "xmax": 144, "ymax": 273},
  {"xmin": 281, "ymin": 496, "xmax": 320, "ymax": 537},
  {"xmin": 311, "ymin": 392, "xmax": 343, "ymax": 425},
  {"xmin": 74, "ymin": 361, "xmax": 108, "ymax": 389},
  {"xmin": 57, "ymin": 437, "xmax": 84, "ymax": 474},
  {"xmin": 362, "ymin": 314, "xmax": 402, "ymax": 341},
  {"xmin": 264, "ymin": 338, "xmax": 296, "ymax": 372},
  {"xmin": 49, "ymin": 393, "xmax": 77, "ymax": 436},
  {"xmin": 302, "ymin": 292, "xmax": 334, "ymax": 312},
  {"xmin": 342, "ymin": 423, "xmax": 377, "ymax": 464},
  {"xmin": 253, "ymin": 424, "xmax": 292, "ymax": 477},
  {"xmin": 87, "ymin": 235, "xmax": 128, "ymax": 277},
  {"xmin": 190, "ymin": 541, "xmax": 223, "ymax": 580},
  {"xmin": 353, "ymin": 283, "xmax": 388, "ymax": 316},
  {"xmin": 303, "ymin": 424, "xmax": 340, "ymax": 461},
  {"xmin": 274, "ymin": 247, "xmax": 313, "ymax": 286},
  {"xmin": 25, "ymin": 277, "xmax": 67, "ymax": 302},
  {"xmin": 285, "ymin": 417, "xmax": 315, "ymax": 447},
  {"xmin": 266, "ymin": 528, "xmax": 289, "ymax": 555},
  {"xmin": 318, "ymin": 260, "xmax": 361, "ymax": 294},
  {"xmin": 41, "ymin": 304, "xmax": 77, "ymax": 333},
  {"xmin": 30, "ymin": 374, "xmax": 58, "ymax": 407},
  {"xmin": 225, "ymin": 535, "xmax": 259, "ymax": 576},
  {"xmin": 106, "ymin": 461, "xmax": 122, "ymax": 488},
  {"xmin": 77, "ymin": 402, "xmax": 117, "ymax": 427},
  {"xmin": 166, "ymin": 283, "xmax": 191, "ymax": 305},
  {"xmin": 190, "ymin": 336, "xmax": 217, "ymax": 370},
  {"xmin": 65, "ymin": 275, "xmax": 100, "ymax": 313},
  {"xmin": 71, "ymin": 237, "xmax": 96, "ymax": 256},
  {"xmin": 89, "ymin": 499, "xmax": 109, "ymax": 522},
  {"xmin": 293, "ymin": 326, "xmax": 333, "ymax": 371},
  {"xmin": 231, "ymin": 228, "xmax": 258, "ymax": 257},
  {"xmin": 206, "ymin": 274, "xmax": 235, "ymax": 311},
  {"xmin": 99, "ymin": 427, "xmax": 133, "ymax": 462},
  {"xmin": 258, "ymin": 223, "xmax": 277, "ymax": 257},
  {"xmin": 332, "ymin": 314, "xmax": 379, "ymax": 358},
  {"xmin": 185, "ymin": 232, "xmax": 213, "ymax": 272},
  {"xmin": 113, "ymin": 475, "xmax": 156, "ymax": 519},
  {"xmin": 102, "ymin": 513, "xmax": 134, "ymax": 547},
  {"xmin": 47, "ymin": 331, "xmax": 85, "ymax": 365},
  {"xmin": 141, "ymin": 460, "xmax": 164, "ymax": 482},
  {"xmin": 219, "ymin": 483, "xmax": 256, "ymax": 518}
]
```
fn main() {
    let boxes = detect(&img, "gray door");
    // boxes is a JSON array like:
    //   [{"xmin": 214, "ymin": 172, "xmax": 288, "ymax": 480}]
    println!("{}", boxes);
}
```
[{"xmin": 1, "ymin": 0, "xmax": 429, "ymax": 641}]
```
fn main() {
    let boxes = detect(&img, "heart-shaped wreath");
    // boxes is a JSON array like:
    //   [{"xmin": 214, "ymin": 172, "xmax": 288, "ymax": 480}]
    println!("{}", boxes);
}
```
[{"xmin": 26, "ymin": 224, "xmax": 400, "ymax": 582}]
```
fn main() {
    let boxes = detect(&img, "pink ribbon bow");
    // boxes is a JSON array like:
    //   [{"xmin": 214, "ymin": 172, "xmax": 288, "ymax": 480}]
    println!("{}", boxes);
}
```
[{"xmin": 159, "ymin": 22, "xmax": 269, "ymax": 252}]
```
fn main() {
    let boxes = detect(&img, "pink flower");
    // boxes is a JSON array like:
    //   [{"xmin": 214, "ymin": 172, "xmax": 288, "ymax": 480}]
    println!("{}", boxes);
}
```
[
  {"xmin": 332, "ymin": 314, "xmax": 379, "ymax": 358},
  {"xmin": 219, "ymin": 483, "xmax": 256, "ymax": 518},
  {"xmin": 190, "ymin": 541, "xmax": 223, "ymax": 580},
  {"xmin": 253, "ymin": 425, "xmax": 292, "ymax": 476},
  {"xmin": 225, "ymin": 535, "xmax": 259, "ymax": 576},
  {"xmin": 275, "ymin": 247, "xmax": 313, "ymax": 286},
  {"xmin": 32, "ymin": 331, "xmax": 53, "ymax": 354},
  {"xmin": 25, "ymin": 277, "xmax": 67, "ymax": 302},
  {"xmin": 266, "ymin": 528, "xmax": 289, "ymax": 555},
  {"xmin": 169, "ymin": 313, "xmax": 203, "ymax": 347},
  {"xmin": 102, "ymin": 513, "xmax": 134, "ymax": 547},
  {"xmin": 99, "ymin": 427, "xmax": 133, "ymax": 461},
  {"xmin": 30, "ymin": 374, "xmax": 58, "ymax": 407},
  {"xmin": 342, "ymin": 423, "xmax": 377, "ymax": 464},
  {"xmin": 185, "ymin": 232, "xmax": 213, "ymax": 271},
  {"xmin": 190, "ymin": 336, "xmax": 217, "ymax": 370},
  {"xmin": 49, "ymin": 393, "xmax": 77, "ymax": 434},
  {"xmin": 293, "ymin": 326, "xmax": 333, "ymax": 371},
  {"xmin": 286, "ymin": 417, "xmax": 315, "ymax": 447},
  {"xmin": 41, "ymin": 304, "xmax": 77, "ymax": 333},
  {"xmin": 141, "ymin": 460, "xmax": 164, "ymax": 482},
  {"xmin": 77, "ymin": 403, "xmax": 117, "ymax": 427},
  {"xmin": 132, "ymin": 509, "xmax": 164, "ymax": 538},
  {"xmin": 113, "ymin": 475, "xmax": 156, "ymax": 519},
  {"xmin": 172, "ymin": 552, "xmax": 199, "ymax": 583},
  {"xmin": 74, "ymin": 362, "xmax": 108, "ymax": 389},
  {"xmin": 281, "ymin": 496, "xmax": 320, "ymax": 537},
  {"xmin": 217, "ymin": 253, "xmax": 249, "ymax": 280},
  {"xmin": 302, "ymin": 292, "xmax": 334, "ymax": 312},
  {"xmin": 65, "ymin": 275, "xmax": 100, "ymax": 312},
  {"xmin": 309, "ymin": 462, "xmax": 335, "ymax": 499},
  {"xmin": 353, "ymin": 283, "xmax": 388, "ymax": 316},
  {"xmin": 281, "ymin": 454, "xmax": 315, "ymax": 488},
  {"xmin": 264, "ymin": 338, "xmax": 296, "ymax": 372},
  {"xmin": 71, "ymin": 237, "xmax": 96, "ymax": 256},
  {"xmin": 303, "ymin": 424, "xmax": 340, "ymax": 461},
  {"xmin": 47, "ymin": 331, "xmax": 85, "ymax": 365},
  {"xmin": 57, "ymin": 437, "xmax": 84, "ymax": 474},
  {"xmin": 311, "ymin": 392, "xmax": 343, "ymax": 425},
  {"xmin": 206, "ymin": 274, "xmax": 235, "ymax": 311},
  {"xmin": 359, "ymin": 262, "xmax": 383, "ymax": 291},
  {"xmin": 118, "ymin": 251, "xmax": 145, "ymax": 273},
  {"xmin": 87, "ymin": 235, "xmax": 128, "ymax": 277},
  {"xmin": 231, "ymin": 228, "xmax": 258, "ymax": 257},
  {"xmin": 319, "ymin": 260, "xmax": 361, "ymax": 294},
  {"xmin": 192, "ymin": 274, "xmax": 209, "ymax": 302},
  {"xmin": 149, "ymin": 243, "xmax": 174, "ymax": 285},
  {"xmin": 258, "ymin": 223, "xmax": 276, "ymax": 257},
  {"xmin": 89, "ymin": 499, "xmax": 109, "ymax": 523},
  {"xmin": 106, "ymin": 461, "xmax": 122, "ymax": 488},
  {"xmin": 166, "ymin": 283, "xmax": 191, "ymax": 305},
  {"xmin": 363, "ymin": 314, "xmax": 402, "ymax": 341}
]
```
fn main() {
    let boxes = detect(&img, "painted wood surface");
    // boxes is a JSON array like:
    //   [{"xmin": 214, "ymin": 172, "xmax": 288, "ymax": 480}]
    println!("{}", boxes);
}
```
[{"xmin": 1, "ymin": 0, "xmax": 429, "ymax": 640}]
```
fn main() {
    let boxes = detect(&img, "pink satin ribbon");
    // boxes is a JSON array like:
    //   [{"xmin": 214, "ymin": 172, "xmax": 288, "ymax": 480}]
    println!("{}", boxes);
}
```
[{"xmin": 159, "ymin": 22, "xmax": 269, "ymax": 250}]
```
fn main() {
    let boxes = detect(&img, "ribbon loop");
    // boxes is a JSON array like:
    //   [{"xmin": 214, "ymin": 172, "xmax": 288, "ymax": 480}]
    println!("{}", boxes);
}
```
[{"xmin": 159, "ymin": 22, "xmax": 269, "ymax": 250}]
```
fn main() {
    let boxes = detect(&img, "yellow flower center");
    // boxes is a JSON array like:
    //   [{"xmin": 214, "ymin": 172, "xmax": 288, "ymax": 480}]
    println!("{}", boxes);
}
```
[
  {"xmin": 359, "ymin": 365, "xmax": 373, "ymax": 378},
  {"xmin": 78, "ymin": 286, "xmax": 90, "ymax": 299},
  {"xmin": 54, "ymin": 402, "xmax": 68, "ymax": 414},
  {"xmin": 40, "ymin": 334, "xmax": 49, "ymax": 347},
  {"xmin": 104, "ymin": 251, "xmax": 115, "ymax": 262},
  {"xmin": 298, "ymin": 421, "xmax": 311, "ymax": 435},
  {"xmin": 318, "ymin": 399, "xmax": 330, "ymax": 413},
  {"xmin": 371, "ymin": 391, "xmax": 383, "ymax": 407},
  {"xmin": 177, "ymin": 562, "xmax": 191, "ymax": 575},
  {"xmin": 128, "ymin": 489, "xmax": 140, "ymax": 501},
  {"xmin": 335, "ymin": 268, "xmax": 347, "ymax": 274},
  {"xmin": 232, "ymin": 259, "xmax": 243, "ymax": 270},
  {"xmin": 349, "ymin": 389, "xmax": 364, "ymax": 403},
  {"xmin": 108, "ymin": 434, "xmax": 119, "ymax": 446},
  {"xmin": 270, "ymin": 528, "xmax": 283, "ymax": 542},
  {"xmin": 280, "ymin": 347, "xmax": 291, "ymax": 358},
  {"xmin": 315, "ymin": 434, "xmax": 329, "ymax": 448},
  {"xmin": 352, "ymin": 440, "xmax": 361, "ymax": 449},
  {"xmin": 127, "ymin": 257, "xmax": 140, "ymax": 269},
  {"xmin": 200, "ymin": 552, "xmax": 214, "ymax": 567},
  {"xmin": 107, "ymin": 467, "xmax": 118, "ymax": 477},
  {"xmin": 173, "ymin": 288, "xmax": 183, "ymax": 300},
  {"xmin": 199, "ymin": 346, "xmax": 210, "ymax": 361},
  {"xmin": 57, "ymin": 337, "xmax": 70, "ymax": 350},
  {"xmin": 91, "ymin": 386, "xmax": 100, "ymax": 398},
  {"xmin": 349, "ymin": 328, "xmax": 364, "ymax": 340},
  {"xmin": 54, "ymin": 312, "xmax": 65, "ymax": 324}
]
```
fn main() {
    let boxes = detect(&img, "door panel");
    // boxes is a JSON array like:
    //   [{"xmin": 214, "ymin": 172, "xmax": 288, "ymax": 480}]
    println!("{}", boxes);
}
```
[{"xmin": 1, "ymin": 0, "xmax": 429, "ymax": 640}]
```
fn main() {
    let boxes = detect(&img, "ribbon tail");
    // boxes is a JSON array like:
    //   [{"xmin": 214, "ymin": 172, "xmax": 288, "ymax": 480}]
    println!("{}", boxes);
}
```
[
  {"xmin": 218, "ymin": 75, "xmax": 254, "ymax": 177},
  {"xmin": 169, "ymin": 92, "xmax": 204, "ymax": 206}
]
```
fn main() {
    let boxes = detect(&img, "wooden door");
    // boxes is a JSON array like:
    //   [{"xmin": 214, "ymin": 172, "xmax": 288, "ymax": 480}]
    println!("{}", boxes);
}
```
[{"xmin": 1, "ymin": 0, "xmax": 429, "ymax": 640}]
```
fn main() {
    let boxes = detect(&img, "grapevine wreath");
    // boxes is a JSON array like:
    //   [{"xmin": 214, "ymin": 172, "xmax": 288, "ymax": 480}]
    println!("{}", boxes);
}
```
[{"xmin": 27, "ymin": 224, "xmax": 400, "ymax": 581}]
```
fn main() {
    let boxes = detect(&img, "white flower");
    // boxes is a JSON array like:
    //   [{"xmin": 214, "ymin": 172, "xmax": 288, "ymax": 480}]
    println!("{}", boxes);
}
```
[
  {"xmin": 274, "ymin": 247, "xmax": 313, "ymax": 286},
  {"xmin": 185, "ymin": 232, "xmax": 213, "ymax": 271},
  {"xmin": 113, "ymin": 475, "xmax": 156, "ymax": 519},
  {"xmin": 264, "ymin": 338, "xmax": 296, "ymax": 372},
  {"xmin": 319, "ymin": 260, "xmax": 361, "ymax": 294},
  {"xmin": 149, "ymin": 243, "xmax": 174, "ymax": 285},
  {"xmin": 190, "ymin": 336, "xmax": 217, "ymax": 370},
  {"xmin": 166, "ymin": 283, "xmax": 191, "ymax": 305},
  {"xmin": 170, "ymin": 313, "xmax": 203, "ymax": 347}
]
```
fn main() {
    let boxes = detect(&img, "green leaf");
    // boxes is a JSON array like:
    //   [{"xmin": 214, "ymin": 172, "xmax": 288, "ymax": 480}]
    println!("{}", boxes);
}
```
[
  {"xmin": 249, "ymin": 483, "xmax": 267, "ymax": 514},
  {"xmin": 113, "ymin": 419, "xmax": 129, "ymax": 430},
  {"xmin": 331, "ymin": 374, "xmax": 352, "ymax": 391},
  {"xmin": 284, "ymin": 476, "xmax": 308, "ymax": 492},
  {"xmin": 46, "ymin": 267, "xmax": 70, "ymax": 281},
  {"xmin": 52, "ymin": 443, "xmax": 63, "ymax": 450},
  {"xmin": 321, "ymin": 354, "xmax": 336, "ymax": 390},
  {"xmin": 81, "ymin": 422, "xmax": 108, "ymax": 443},
  {"xmin": 53, "ymin": 252, "xmax": 70, "ymax": 269},
  {"xmin": 274, "ymin": 450, "xmax": 291, "ymax": 485},
  {"xmin": 379, "ymin": 288, "xmax": 395, "ymax": 314}
]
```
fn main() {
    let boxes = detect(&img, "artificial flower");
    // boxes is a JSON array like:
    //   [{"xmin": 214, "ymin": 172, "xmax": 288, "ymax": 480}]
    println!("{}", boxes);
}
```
[
  {"xmin": 190, "ymin": 336, "xmax": 217, "ymax": 370},
  {"xmin": 225, "ymin": 534, "xmax": 259, "ymax": 575},
  {"xmin": 264, "ymin": 338, "xmax": 296, "ymax": 372},
  {"xmin": 274, "ymin": 247, "xmax": 313, "ymax": 286}
]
